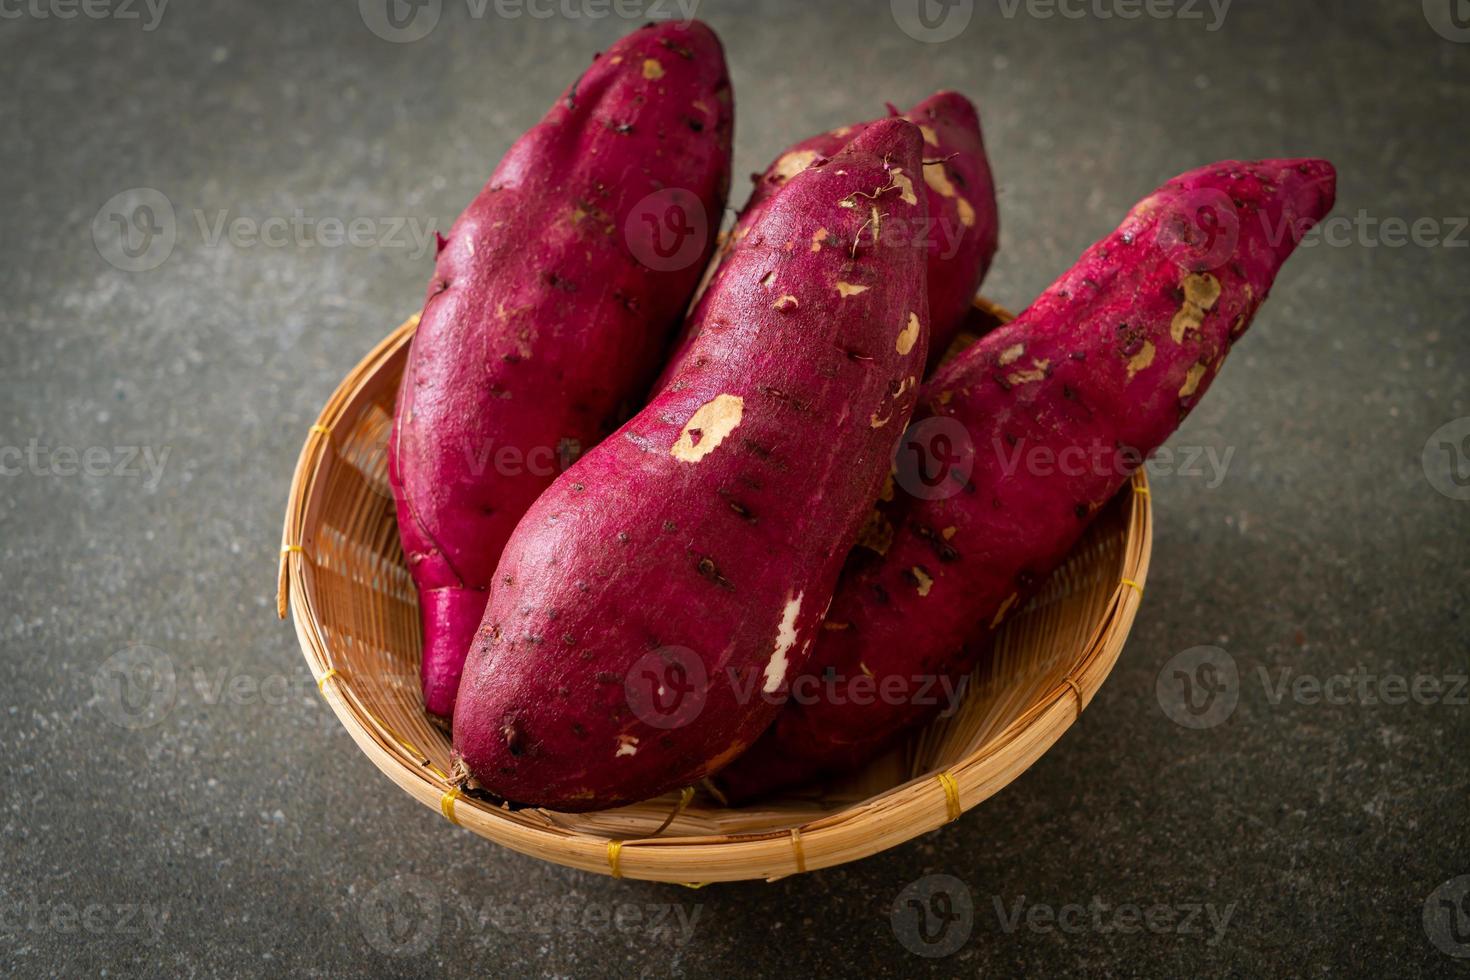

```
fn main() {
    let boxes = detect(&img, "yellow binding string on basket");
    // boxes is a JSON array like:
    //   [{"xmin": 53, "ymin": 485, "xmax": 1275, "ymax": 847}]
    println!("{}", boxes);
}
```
[
  {"xmin": 606, "ymin": 840, "xmax": 624, "ymax": 878},
  {"xmin": 1121, "ymin": 578, "xmax": 1144, "ymax": 596},
  {"xmin": 790, "ymin": 827, "xmax": 807, "ymax": 873},
  {"xmin": 936, "ymin": 771, "xmax": 962, "ymax": 823},
  {"xmin": 316, "ymin": 668, "xmax": 341, "ymax": 694},
  {"xmin": 309, "ymin": 424, "xmax": 332, "ymax": 437},
  {"xmin": 281, "ymin": 544, "xmax": 304, "ymax": 554},
  {"xmin": 440, "ymin": 787, "xmax": 462, "ymax": 825}
]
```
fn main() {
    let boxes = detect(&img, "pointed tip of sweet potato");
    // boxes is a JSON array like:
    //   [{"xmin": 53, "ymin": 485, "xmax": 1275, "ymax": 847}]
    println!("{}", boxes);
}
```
[
  {"xmin": 908, "ymin": 89, "xmax": 980, "ymax": 129},
  {"xmin": 1271, "ymin": 157, "xmax": 1337, "ymax": 225},
  {"xmin": 844, "ymin": 115, "xmax": 924, "ymax": 162}
]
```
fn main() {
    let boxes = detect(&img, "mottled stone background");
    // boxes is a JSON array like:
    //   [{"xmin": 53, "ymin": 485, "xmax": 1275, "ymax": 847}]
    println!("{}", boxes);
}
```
[{"xmin": 2, "ymin": 0, "xmax": 1466, "ymax": 975}]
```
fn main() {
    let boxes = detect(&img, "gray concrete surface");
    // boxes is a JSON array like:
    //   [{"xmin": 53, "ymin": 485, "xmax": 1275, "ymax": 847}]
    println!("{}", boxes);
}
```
[{"xmin": 2, "ymin": 0, "xmax": 1467, "ymax": 975}]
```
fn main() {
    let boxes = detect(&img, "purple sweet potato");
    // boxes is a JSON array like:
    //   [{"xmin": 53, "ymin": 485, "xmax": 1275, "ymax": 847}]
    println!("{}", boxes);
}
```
[
  {"xmin": 657, "ymin": 91, "xmax": 997, "ymax": 387},
  {"xmin": 451, "ymin": 119, "xmax": 932, "ymax": 811},
  {"xmin": 388, "ymin": 22, "xmax": 734, "ymax": 722},
  {"xmin": 716, "ymin": 158, "xmax": 1338, "ymax": 801}
]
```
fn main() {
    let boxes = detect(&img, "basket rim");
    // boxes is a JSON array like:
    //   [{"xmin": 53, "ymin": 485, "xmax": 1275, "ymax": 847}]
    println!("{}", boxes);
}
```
[{"xmin": 278, "ymin": 300, "xmax": 1153, "ymax": 884}]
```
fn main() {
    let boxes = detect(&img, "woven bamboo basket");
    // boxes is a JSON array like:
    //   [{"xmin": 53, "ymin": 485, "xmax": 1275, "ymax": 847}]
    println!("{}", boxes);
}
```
[{"xmin": 278, "ymin": 296, "xmax": 1152, "ymax": 884}]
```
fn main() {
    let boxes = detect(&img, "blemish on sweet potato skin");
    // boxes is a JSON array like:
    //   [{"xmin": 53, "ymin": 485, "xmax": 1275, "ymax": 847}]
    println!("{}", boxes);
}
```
[
  {"xmin": 695, "ymin": 555, "xmax": 736, "ymax": 590},
  {"xmin": 896, "ymin": 313, "xmax": 922, "ymax": 355},
  {"xmin": 1170, "ymin": 272, "xmax": 1222, "ymax": 343},
  {"xmin": 670, "ymin": 393, "xmax": 744, "ymax": 463}
]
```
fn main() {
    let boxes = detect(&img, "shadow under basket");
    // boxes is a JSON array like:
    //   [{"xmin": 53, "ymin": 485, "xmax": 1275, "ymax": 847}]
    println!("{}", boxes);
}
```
[{"xmin": 277, "ymin": 296, "xmax": 1152, "ymax": 884}]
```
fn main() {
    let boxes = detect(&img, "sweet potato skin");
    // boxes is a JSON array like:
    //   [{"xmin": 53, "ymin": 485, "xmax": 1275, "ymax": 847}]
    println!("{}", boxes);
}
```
[
  {"xmin": 747, "ymin": 92, "xmax": 997, "ymax": 365},
  {"xmin": 388, "ymin": 22, "xmax": 734, "ymax": 721},
  {"xmin": 716, "ymin": 158, "xmax": 1338, "ymax": 801},
  {"xmin": 452, "ymin": 120, "xmax": 932, "ymax": 811},
  {"xmin": 658, "ymin": 91, "xmax": 996, "ymax": 385}
]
